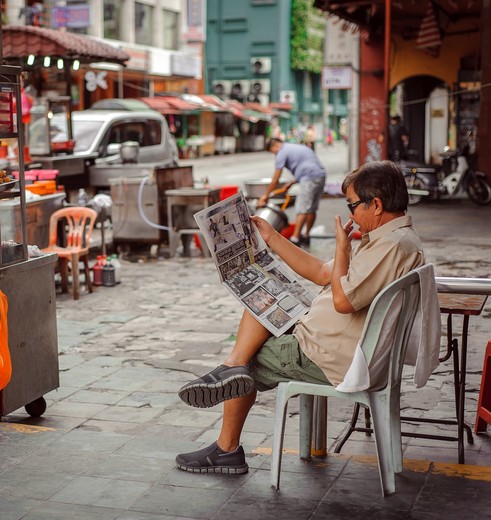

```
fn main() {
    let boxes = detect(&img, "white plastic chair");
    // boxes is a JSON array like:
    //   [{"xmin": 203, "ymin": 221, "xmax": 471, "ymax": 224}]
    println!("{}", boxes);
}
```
[{"xmin": 270, "ymin": 265, "xmax": 429, "ymax": 496}]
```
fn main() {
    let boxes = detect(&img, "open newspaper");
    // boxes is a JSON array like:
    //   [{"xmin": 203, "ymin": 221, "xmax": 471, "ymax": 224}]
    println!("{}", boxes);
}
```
[{"xmin": 194, "ymin": 191, "xmax": 316, "ymax": 336}]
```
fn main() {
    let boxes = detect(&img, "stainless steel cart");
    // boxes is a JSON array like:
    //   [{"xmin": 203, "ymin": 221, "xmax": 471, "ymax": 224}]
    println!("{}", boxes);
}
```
[{"xmin": 0, "ymin": 65, "xmax": 59, "ymax": 417}]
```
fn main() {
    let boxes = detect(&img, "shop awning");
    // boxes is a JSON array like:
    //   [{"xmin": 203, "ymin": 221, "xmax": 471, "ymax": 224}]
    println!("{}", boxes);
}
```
[
  {"xmin": 194, "ymin": 94, "xmax": 232, "ymax": 113},
  {"xmin": 1, "ymin": 25, "xmax": 129, "ymax": 65},
  {"xmin": 139, "ymin": 97, "xmax": 181, "ymax": 115},
  {"xmin": 154, "ymin": 96, "xmax": 201, "ymax": 113},
  {"xmin": 226, "ymin": 100, "xmax": 270, "ymax": 123}
]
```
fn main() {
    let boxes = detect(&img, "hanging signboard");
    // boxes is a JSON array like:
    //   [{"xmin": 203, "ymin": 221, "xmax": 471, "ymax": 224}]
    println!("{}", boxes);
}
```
[{"xmin": 322, "ymin": 66, "xmax": 352, "ymax": 90}]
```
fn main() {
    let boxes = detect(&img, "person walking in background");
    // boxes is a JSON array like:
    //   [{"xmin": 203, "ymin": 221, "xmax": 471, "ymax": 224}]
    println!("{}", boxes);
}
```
[
  {"xmin": 304, "ymin": 124, "xmax": 317, "ymax": 151},
  {"xmin": 389, "ymin": 115, "xmax": 409, "ymax": 162},
  {"xmin": 286, "ymin": 127, "xmax": 299, "ymax": 143},
  {"xmin": 258, "ymin": 138, "xmax": 326, "ymax": 247},
  {"xmin": 326, "ymin": 128, "xmax": 333, "ymax": 146}
]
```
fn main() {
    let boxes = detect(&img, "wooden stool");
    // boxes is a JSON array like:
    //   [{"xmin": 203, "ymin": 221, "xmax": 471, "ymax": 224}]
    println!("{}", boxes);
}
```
[{"xmin": 475, "ymin": 340, "xmax": 491, "ymax": 433}]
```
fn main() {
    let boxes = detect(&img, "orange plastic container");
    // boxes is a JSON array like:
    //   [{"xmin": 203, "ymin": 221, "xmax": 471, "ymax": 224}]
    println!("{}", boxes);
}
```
[{"xmin": 25, "ymin": 180, "xmax": 57, "ymax": 195}]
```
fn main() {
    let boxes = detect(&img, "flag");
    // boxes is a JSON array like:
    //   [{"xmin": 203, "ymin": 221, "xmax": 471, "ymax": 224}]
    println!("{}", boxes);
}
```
[{"xmin": 416, "ymin": 3, "xmax": 442, "ymax": 55}]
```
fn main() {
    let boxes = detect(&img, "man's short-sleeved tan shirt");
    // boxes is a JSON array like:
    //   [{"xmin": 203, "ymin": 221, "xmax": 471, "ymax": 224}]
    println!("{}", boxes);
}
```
[{"xmin": 293, "ymin": 215, "xmax": 424, "ymax": 387}]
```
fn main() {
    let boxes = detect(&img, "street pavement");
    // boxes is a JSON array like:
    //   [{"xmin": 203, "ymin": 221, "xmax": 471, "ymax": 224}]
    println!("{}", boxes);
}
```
[{"xmin": 1, "ymin": 160, "xmax": 491, "ymax": 518}]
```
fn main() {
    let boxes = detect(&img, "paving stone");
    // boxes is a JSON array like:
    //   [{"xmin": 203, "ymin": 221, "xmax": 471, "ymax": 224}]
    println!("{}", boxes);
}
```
[
  {"xmin": 130, "ymin": 484, "xmax": 235, "ymax": 518},
  {"xmin": 0, "ymin": 468, "xmax": 76, "ymax": 500},
  {"xmin": 49, "ymin": 475, "xmax": 151, "ymax": 509},
  {"xmin": 0, "ymin": 494, "xmax": 38, "ymax": 520}
]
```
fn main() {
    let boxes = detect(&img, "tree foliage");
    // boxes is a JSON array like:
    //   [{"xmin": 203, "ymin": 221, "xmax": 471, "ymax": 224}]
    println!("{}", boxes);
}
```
[{"xmin": 290, "ymin": 0, "xmax": 325, "ymax": 73}]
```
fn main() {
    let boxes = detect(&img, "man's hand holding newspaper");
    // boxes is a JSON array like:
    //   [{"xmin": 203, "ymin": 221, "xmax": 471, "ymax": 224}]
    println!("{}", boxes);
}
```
[{"xmin": 194, "ymin": 191, "xmax": 316, "ymax": 336}]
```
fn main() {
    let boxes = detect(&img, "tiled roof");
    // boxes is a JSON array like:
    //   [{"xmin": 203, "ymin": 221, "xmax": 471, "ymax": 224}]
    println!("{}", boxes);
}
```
[{"xmin": 2, "ymin": 25, "xmax": 129, "ymax": 64}]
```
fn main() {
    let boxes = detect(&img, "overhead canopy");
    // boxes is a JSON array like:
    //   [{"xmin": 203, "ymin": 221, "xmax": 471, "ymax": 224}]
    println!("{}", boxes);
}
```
[
  {"xmin": 1, "ymin": 25, "xmax": 129, "ymax": 65},
  {"xmin": 140, "ymin": 96, "xmax": 193, "ymax": 115},
  {"xmin": 223, "ymin": 99, "xmax": 271, "ymax": 123},
  {"xmin": 313, "ymin": 1, "xmax": 481, "ymax": 40},
  {"xmin": 200, "ymin": 95, "xmax": 233, "ymax": 112},
  {"xmin": 91, "ymin": 99, "xmax": 154, "ymax": 111}
]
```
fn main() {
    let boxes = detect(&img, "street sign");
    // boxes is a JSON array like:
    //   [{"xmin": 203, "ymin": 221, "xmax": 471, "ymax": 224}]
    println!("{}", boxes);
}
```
[{"xmin": 322, "ymin": 67, "xmax": 352, "ymax": 90}]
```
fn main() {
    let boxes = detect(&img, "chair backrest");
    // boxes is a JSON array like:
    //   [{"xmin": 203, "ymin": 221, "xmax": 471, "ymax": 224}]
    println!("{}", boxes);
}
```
[
  {"xmin": 358, "ymin": 264, "xmax": 429, "ymax": 391},
  {"xmin": 47, "ymin": 207, "xmax": 98, "ymax": 252}
]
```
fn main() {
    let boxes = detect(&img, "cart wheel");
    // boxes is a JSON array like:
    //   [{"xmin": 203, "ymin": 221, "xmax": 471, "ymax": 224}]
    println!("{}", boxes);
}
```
[{"xmin": 25, "ymin": 397, "xmax": 47, "ymax": 417}]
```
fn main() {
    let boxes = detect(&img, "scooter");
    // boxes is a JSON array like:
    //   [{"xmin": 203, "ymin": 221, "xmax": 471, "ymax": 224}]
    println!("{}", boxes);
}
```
[{"xmin": 402, "ymin": 145, "xmax": 491, "ymax": 206}]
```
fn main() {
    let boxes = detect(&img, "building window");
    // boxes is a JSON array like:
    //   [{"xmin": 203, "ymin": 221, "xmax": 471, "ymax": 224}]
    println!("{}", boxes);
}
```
[
  {"xmin": 135, "ymin": 2, "xmax": 154, "ymax": 46},
  {"xmin": 163, "ymin": 9, "xmax": 180, "ymax": 50},
  {"xmin": 104, "ymin": 0, "xmax": 122, "ymax": 40}
]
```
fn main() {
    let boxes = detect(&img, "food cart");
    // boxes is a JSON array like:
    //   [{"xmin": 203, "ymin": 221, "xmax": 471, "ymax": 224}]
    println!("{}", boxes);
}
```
[{"xmin": 0, "ymin": 64, "xmax": 59, "ymax": 418}]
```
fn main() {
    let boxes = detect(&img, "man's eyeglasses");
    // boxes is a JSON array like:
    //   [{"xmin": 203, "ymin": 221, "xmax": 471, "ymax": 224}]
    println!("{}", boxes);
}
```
[{"xmin": 347, "ymin": 200, "xmax": 365, "ymax": 214}]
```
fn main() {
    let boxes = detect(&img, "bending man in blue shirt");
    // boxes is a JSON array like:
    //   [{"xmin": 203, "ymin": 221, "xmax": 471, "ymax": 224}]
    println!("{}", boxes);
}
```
[{"xmin": 258, "ymin": 138, "xmax": 326, "ymax": 246}]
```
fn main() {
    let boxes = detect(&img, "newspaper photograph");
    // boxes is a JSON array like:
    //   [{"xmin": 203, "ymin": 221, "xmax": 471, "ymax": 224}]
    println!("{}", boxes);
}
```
[{"xmin": 194, "ymin": 191, "xmax": 316, "ymax": 336}]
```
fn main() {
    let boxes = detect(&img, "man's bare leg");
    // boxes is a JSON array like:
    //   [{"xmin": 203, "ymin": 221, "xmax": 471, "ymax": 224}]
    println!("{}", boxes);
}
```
[
  {"xmin": 217, "ymin": 390, "xmax": 257, "ymax": 451},
  {"xmin": 216, "ymin": 312, "xmax": 269, "ymax": 450},
  {"xmin": 291, "ymin": 213, "xmax": 308, "ymax": 241},
  {"xmin": 224, "ymin": 310, "xmax": 272, "ymax": 366},
  {"xmin": 303, "ymin": 213, "xmax": 316, "ymax": 237}
]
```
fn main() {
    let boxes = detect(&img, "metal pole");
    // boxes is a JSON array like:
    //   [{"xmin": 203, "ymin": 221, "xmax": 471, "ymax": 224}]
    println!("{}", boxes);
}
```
[
  {"xmin": 311, "ymin": 396, "xmax": 328, "ymax": 457},
  {"xmin": 349, "ymin": 35, "xmax": 360, "ymax": 171},
  {"xmin": 383, "ymin": 0, "xmax": 392, "ymax": 159}
]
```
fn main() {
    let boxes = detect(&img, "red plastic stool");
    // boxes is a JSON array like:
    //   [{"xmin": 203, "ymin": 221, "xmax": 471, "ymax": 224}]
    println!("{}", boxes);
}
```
[{"xmin": 475, "ymin": 340, "xmax": 491, "ymax": 434}]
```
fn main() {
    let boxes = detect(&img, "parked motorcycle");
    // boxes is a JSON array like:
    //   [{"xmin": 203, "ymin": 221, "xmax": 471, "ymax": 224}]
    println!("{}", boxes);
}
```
[{"xmin": 402, "ymin": 145, "xmax": 491, "ymax": 206}]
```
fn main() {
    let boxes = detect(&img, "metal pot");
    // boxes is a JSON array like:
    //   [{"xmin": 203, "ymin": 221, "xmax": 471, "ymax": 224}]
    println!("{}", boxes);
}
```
[
  {"xmin": 254, "ymin": 203, "xmax": 289, "ymax": 232},
  {"xmin": 244, "ymin": 179, "xmax": 287, "ymax": 199},
  {"xmin": 120, "ymin": 141, "xmax": 140, "ymax": 163}
]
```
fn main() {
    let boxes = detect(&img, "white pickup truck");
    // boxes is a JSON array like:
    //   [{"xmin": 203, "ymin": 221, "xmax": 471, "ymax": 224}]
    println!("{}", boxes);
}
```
[{"xmin": 29, "ymin": 108, "xmax": 179, "ymax": 167}]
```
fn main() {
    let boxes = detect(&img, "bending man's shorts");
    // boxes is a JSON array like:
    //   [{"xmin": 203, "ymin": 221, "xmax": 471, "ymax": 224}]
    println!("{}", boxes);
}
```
[
  {"xmin": 295, "ymin": 177, "xmax": 326, "ymax": 214},
  {"xmin": 252, "ymin": 334, "xmax": 331, "ymax": 391}
]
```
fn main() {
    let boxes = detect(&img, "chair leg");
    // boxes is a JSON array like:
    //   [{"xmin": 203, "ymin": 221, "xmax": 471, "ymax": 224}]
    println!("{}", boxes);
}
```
[
  {"xmin": 59, "ymin": 258, "xmax": 69, "ymax": 294},
  {"xmin": 299, "ymin": 394, "xmax": 314, "ymax": 459},
  {"xmin": 82, "ymin": 256, "xmax": 93, "ymax": 294},
  {"xmin": 364, "ymin": 406, "xmax": 372, "ymax": 435},
  {"xmin": 390, "ymin": 391, "xmax": 403, "ymax": 474},
  {"xmin": 270, "ymin": 383, "xmax": 292, "ymax": 490},
  {"xmin": 369, "ymin": 395, "xmax": 396, "ymax": 496},
  {"xmin": 71, "ymin": 254, "xmax": 81, "ymax": 300},
  {"xmin": 334, "ymin": 402, "xmax": 362, "ymax": 453}
]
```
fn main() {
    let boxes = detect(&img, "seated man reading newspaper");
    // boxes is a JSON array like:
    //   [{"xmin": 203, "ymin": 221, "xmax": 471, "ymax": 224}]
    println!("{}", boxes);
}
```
[{"xmin": 176, "ymin": 161, "xmax": 425, "ymax": 474}]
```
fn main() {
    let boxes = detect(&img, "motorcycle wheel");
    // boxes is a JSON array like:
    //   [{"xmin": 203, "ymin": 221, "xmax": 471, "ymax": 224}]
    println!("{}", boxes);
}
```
[
  {"xmin": 404, "ymin": 174, "xmax": 428, "ymax": 205},
  {"xmin": 466, "ymin": 172, "xmax": 491, "ymax": 206}
]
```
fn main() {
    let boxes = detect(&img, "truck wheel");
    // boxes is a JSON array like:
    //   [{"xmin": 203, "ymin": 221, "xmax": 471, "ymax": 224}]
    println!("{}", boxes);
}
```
[{"xmin": 25, "ymin": 397, "xmax": 47, "ymax": 417}]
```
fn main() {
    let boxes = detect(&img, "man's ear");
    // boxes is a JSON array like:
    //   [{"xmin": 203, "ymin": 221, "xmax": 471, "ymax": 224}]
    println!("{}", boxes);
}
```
[{"xmin": 373, "ymin": 197, "xmax": 384, "ymax": 215}]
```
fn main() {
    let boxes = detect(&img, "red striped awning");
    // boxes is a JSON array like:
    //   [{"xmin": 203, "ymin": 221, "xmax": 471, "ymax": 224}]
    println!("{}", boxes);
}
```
[{"xmin": 416, "ymin": 3, "xmax": 442, "ymax": 52}]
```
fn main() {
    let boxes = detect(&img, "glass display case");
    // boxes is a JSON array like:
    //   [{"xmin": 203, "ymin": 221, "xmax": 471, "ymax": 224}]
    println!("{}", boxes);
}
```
[
  {"xmin": 0, "ymin": 64, "xmax": 28, "ymax": 266},
  {"xmin": 28, "ymin": 95, "xmax": 74, "ymax": 156}
]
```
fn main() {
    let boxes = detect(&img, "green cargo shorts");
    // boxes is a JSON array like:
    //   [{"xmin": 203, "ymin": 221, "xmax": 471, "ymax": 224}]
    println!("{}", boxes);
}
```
[{"xmin": 251, "ymin": 334, "xmax": 332, "ymax": 392}]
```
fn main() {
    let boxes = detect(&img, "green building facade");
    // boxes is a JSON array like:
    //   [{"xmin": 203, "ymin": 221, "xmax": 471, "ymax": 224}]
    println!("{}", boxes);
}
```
[{"xmin": 206, "ymin": 0, "xmax": 325, "ymax": 137}]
